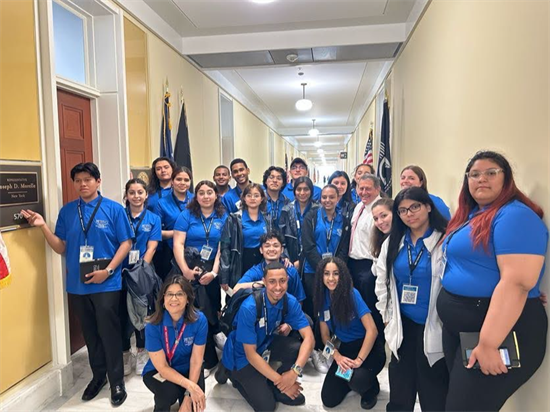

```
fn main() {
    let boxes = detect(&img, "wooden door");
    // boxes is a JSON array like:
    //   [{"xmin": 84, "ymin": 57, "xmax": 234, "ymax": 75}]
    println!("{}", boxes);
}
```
[{"xmin": 57, "ymin": 89, "xmax": 93, "ymax": 354}]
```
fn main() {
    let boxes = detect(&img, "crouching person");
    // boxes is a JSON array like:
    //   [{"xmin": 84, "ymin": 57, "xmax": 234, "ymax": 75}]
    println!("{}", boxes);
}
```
[
  {"xmin": 216, "ymin": 262, "xmax": 314, "ymax": 412},
  {"xmin": 142, "ymin": 276, "xmax": 207, "ymax": 412}
]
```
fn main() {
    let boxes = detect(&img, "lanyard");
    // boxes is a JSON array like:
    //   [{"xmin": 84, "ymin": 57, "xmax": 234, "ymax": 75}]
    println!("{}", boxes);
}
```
[
  {"xmin": 126, "ymin": 208, "xmax": 147, "ymax": 245},
  {"xmin": 269, "ymin": 197, "xmax": 281, "ymax": 223},
  {"xmin": 262, "ymin": 294, "xmax": 279, "ymax": 336},
  {"xmin": 200, "ymin": 214, "xmax": 214, "ymax": 246},
  {"xmin": 323, "ymin": 210, "xmax": 336, "ymax": 252},
  {"xmin": 172, "ymin": 192, "xmax": 186, "ymax": 212},
  {"xmin": 407, "ymin": 243, "xmax": 425, "ymax": 284},
  {"xmin": 443, "ymin": 219, "xmax": 472, "ymax": 258},
  {"xmin": 164, "ymin": 322, "xmax": 187, "ymax": 365},
  {"xmin": 78, "ymin": 196, "xmax": 103, "ymax": 244}
]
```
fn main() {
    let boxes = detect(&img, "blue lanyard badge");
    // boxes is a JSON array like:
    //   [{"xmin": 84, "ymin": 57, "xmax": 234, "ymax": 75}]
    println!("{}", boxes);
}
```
[{"xmin": 199, "ymin": 214, "xmax": 214, "ymax": 260}]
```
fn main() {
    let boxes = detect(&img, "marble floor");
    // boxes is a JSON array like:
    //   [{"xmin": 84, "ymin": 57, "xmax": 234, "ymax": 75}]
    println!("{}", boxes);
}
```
[{"xmin": 42, "ymin": 347, "xmax": 420, "ymax": 412}]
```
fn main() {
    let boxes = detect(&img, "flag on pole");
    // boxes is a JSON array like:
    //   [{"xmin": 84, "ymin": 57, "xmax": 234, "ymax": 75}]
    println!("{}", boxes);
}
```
[
  {"xmin": 377, "ymin": 99, "xmax": 392, "ymax": 196},
  {"xmin": 363, "ymin": 127, "xmax": 374, "ymax": 165},
  {"xmin": 160, "ymin": 88, "xmax": 174, "ymax": 159},
  {"xmin": 174, "ymin": 99, "xmax": 193, "ymax": 172},
  {"xmin": 284, "ymin": 153, "xmax": 289, "ymax": 182},
  {"xmin": 0, "ymin": 233, "xmax": 12, "ymax": 289}
]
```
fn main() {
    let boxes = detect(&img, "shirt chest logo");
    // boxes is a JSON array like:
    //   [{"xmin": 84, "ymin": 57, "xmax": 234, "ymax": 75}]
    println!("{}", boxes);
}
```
[
  {"xmin": 141, "ymin": 224, "xmax": 152, "ymax": 232},
  {"xmin": 214, "ymin": 221, "xmax": 222, "ymax": 230},
  {"xmin": 183, "ymin": 337, "xmax": 194, "ymax": 346},
  {"xmin": 95, "ymin": 219, "xmax": 108, "ymax": 230},
  {"xmin": 336, "ymin": 228, "xmax": 342, "ymax": 236}
]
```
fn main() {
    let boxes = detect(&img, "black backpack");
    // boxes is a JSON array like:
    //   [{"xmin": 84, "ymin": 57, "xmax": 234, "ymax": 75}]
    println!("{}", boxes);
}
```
[{"xmin": 219, "ymin": 286, "xmax": 289, "ymax": 337}]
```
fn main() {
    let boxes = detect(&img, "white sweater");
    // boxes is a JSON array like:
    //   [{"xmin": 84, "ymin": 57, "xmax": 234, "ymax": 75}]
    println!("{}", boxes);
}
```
[{"xmin": 374, "ymin": 230, "xmax": 445, "ymax": 366}]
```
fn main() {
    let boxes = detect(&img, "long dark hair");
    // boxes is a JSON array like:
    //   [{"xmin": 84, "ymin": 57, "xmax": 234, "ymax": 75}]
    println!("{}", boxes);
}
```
[
  {"xmin": 241, "ymin": 183, "xmax": 267, "ymax": 212},
  {"xmin": 313, "ymin": 257, "xmax": 356, "ymax": 326},
  {"xmin": 124, "ymin": 178, "xmax": 148, "ymax": 208},
  {"xmin": 293, "ymin": 176, "xmax": 314, "ymax": 201},
  {"xmin": 370, "ymin": 198, "xmax": 394, "ymax": 258},
  {"xmin": 147, "ymin": 275, "xmax": 199, "ymax": 325},
  {"xmin": 445, "ymin": 150, "xmax": 543, "ymax": 251},
  {"xmin": 147, "ymin": 157, "xmax": 176, "ymax": 194},
  {"xmin": 328, "ymin": 171, "xmax": 352, "ymax": 203},
  {"xmin": 385, "ymin": 187, "xmax": 447, "ymax": 308},
  {"xmin": 187, "ymin": 180, "xmax": 226, "ymax": 217}
]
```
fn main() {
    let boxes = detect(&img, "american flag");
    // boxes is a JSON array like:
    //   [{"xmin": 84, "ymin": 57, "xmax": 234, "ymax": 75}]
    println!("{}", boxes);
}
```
[{"xmin": 363, "ymin": 128, "xmax": 374, "ymax": 165}]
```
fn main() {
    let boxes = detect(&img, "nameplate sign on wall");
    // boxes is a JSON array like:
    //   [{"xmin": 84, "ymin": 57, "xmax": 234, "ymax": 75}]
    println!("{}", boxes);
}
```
[
  {"xmin": 0, "ymin": 164, "xmax": 44, "ymax": 230},
  {"xmin": 339, "ymin": 151, "xmax": 348, "ymax": 159}
]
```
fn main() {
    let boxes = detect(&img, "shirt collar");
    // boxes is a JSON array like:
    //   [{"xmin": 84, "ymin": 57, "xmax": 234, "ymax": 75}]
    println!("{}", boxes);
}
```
[
  {"xmin": 162, "ymin": 309, "xmax": 184, "ymax": 329},
  {"xmin": 79, "ymin": 192, "xmax": 101, "ymax": 206},
  {"xmin": 242, "ymin": 210, "xmax": 264, "ymax": 223},
  {"xmin": 263, "ymin": 289, "xmax": 284, "ymax": 310},
  {"xmin": 404, "ymin": 227, "xmax": 434, "ymax": 246},
  {"xmin": 321, "ymin": 208, "xmax": 342, "ymax": 224}
]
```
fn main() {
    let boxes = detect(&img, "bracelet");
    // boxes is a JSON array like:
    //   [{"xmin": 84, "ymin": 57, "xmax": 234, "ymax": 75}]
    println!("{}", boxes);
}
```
[
  {"xmin": 211, "ymin": 271, "xmax": 218, "ymax": 278},
  {"xmin": 357, "ymin": 355, "xmax": 364, "ymax": 362}
]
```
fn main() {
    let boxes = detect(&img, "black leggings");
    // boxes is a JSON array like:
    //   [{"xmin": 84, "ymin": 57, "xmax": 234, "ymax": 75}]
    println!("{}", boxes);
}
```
[
  {"xmin": 437, "ymin": 288, "xmax": 548, "ymax": 412},
  {"xmin": 321, "ymin": 337, "xmax": 386, "ymax": 408},
  {"xmin": 143, "ymin": 369, "xmax": 205, "ymax": 412}
]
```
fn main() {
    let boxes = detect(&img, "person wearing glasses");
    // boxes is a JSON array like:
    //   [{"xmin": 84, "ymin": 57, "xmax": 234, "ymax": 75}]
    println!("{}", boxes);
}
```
[
  {"xmin": 220, "ymin": 183, "xmax": 269, "ymax": 291},
  {"xmin": 262, "ymin": 166, "xmax": 290, "ymax": 231},
  {"xmin": 328, "ymin": 171, "xmax": 356, "ymax": 222},
  {"xmin": 222, "ymin": 158, "xmax": 251, "ymax": 213},
  {"xmin": 282, "ymin": 158, "xmax": 322, "ymax": 202},
  {"xmin": 375, "ymin": 187, "xmax": 449, "ymax": 412},
  {"xmin": 142, "ymin": 276, "xmax": 207, "ymax": 412},
  {"xmin": 351, "ymin": 164, "xmax": 375, "ymax": 204},
  {"xmin": 437, "ymin": 151, "xmax": 548, "ymax": 412},
  {"xmin": 399, "ymin": 165, "xmax": 451, "ymax": 220}
]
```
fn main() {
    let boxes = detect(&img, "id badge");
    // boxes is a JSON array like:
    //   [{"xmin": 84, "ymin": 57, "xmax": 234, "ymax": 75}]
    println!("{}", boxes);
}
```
[
  {"xmin": 322, "ymin": 252, "xmax": 333, "ymax": 259},
  {"xmin": 401, "ymin": 285, "xmax": 418, "ymax": 305},
  {"xmin": 261, "ymin": 349, "xmax": 271, "ymax": 363},
  {"xmin": 324, "ymin": 309, "xmax": 331, "ymax": 321},
  {"xmin": 259, "ymin": 317, "xmax": 266, "ymax": 328},
  {"xmin": 323, "ymin": 340, "xmax": 335, "ymax": 360},
  {"xmin": 296, "ymin": 220, "xmax": 300, "ymax": 229},
  {"xmin": 153, "ymin": 372, "xmax": 166, "ymax": 382},
  {"xmin": 79, "ymin": 245, "xmax": 94, "ymax": 263},
  {"xmin": 128, "ymin": 250, "xmax": 140, "ymax": 264},
  {"xmin": 200, "ymin": 245, "xmax": 213, "ymax": 261}
]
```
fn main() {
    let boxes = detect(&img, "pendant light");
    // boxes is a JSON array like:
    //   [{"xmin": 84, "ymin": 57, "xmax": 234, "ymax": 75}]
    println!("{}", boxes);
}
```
[
  {"xmin": 308, "ymin": 119, "xmax": 319, "ymax": 137},
  {"xmin": 295, "ymin": 83, "xmax": 313, "ymax": 112}
]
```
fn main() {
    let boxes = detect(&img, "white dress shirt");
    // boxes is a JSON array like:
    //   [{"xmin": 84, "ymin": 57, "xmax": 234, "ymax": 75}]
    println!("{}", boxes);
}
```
[{"xmin": 349, "ymin": 195, "xmax": 381, "ymax": 260}]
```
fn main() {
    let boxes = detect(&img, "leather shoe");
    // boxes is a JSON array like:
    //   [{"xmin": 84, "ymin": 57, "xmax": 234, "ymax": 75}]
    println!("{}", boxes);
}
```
[
  {"xmin": 81, "ymin": 378, "xmax": 107, "ymax": 401},
  {"xmin": 215, "ymin": 363, "xmax": 229, "ymax": 385},
  {"xmin": 110, "ymin": 384, "xmax": 127, "ymax": 407},
  {"xmin": 360, "ymin": 393, "xmax": 378, "ymax": 410}
]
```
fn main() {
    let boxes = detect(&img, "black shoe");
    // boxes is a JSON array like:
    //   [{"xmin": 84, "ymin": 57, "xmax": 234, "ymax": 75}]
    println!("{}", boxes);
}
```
[
  {"xmin": 110, "ymin": 384, "xmax": 127, "ymax": 407},
  {"xmin": 81, "ymin": 378, "xmax": 107, "ymax": 401},
  {"xmin": 215, "ymin": 362, "xmax": 229, "ymax": 384},
  {"xmin": 275, "ymin": 391, "xmax": 305, "ymax": 406},
  {"xmin": 360, "ymin": 393, "xmax": 378, "ymax": 410}
]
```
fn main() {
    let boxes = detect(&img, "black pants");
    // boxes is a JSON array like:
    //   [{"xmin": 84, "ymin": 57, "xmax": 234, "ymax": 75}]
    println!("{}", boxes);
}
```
[
  {"xmin": 347, "ymin": 259, "xmax": 384, "ymax": 334},
  {"xmin": 72, "ymin": 291, "xmax": 124, "ymax": 386},
  {"xmin": 242, "ymin": 247, "xmax": 262, "ymax": 275},
  {"xmin": 437, "ymin": 288, "xmax": 548, "ymax": 412},
  {"xmin": 302, "ymin": 272, "xmax": 315, "ymax": 320},
  {"xmin": 119, "ymin": 288, "xmax": 145, "ymax": 351},
  {"xmin": 143, "ymin": 368, "xmax": 205, "ymax": 412},
  {"xmin": 386, "ymin": 315, "xmax": 449, "ymax": 412},
  {"xmin": 321, "ymin": 337, "xmax": 386, "ymax": 408},
  {"xmin": 153, "ymin": 242, "xmax": 174, "ymax": 281},
  {"xmin": 229, "ymin": 333, "xmax": 302, "ymax": 412}
]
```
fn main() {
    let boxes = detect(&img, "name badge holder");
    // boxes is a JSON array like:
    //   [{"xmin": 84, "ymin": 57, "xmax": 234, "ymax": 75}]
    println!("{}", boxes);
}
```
[
  {"xmin": 78, "ymin": 197, "xmax": 103, "ymax": 263},
  {"xmin": 401, "ymin": 244, "xmax": 424, "ymax": 306},
  {"xmin": 128, "ymin": 250, "xmax": 140, "ymax": 265},
  {"xmin": 200, "ymin": 214, "xmax": 215, "ymax": 261},
  {"xmin": 80, "ymin": 245, "xmax": 94, "ymax": 263},
  {"xmin": 323, "ymin": 334, "xmax": 341, "ymax": 360},
  {"xmin": 323, "ymin": 213, "xmax": 336, "ymax": 260},
  {"xmin": 126, "ymin": 208, "xmax": 146, "ymax": 265}
]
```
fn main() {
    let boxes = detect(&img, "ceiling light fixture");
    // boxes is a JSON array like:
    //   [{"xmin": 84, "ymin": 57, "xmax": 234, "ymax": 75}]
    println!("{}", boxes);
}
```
[
  {"xmin": 308, "ymin": 119, "xmax": 319, "ymax": 137},
  {"xmin": 286, "ymin": 53, "xmax": 299, "ymax": 63},
  {"xmin": 313, "ymin": 139, "xmax": 323, "ymax": 148},
  {"xmin": 317, "ymin": 148, "xmax": 324, "ymax": 154},
  {"xmin": 251, "ymin": 0, "xmax": 275, "ymax": 3},
  {"xmin": 295, "ymin": 83, "xmax": 313, "ymax": 112}
]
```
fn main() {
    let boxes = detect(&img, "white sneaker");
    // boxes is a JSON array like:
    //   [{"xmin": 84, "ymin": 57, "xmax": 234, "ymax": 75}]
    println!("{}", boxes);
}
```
[
  {"xmin": 311, "ymin": 350, "xmax": 330, "ymax": 374},
  {"xmin": 123, "ymin": 351, "xmax": 133, "ymax": 376},
  {"xmin": 204, "ymin": 366, "xmax": 214, "ymax": 379},
  {"xmin": 135, "ymin": 350, "xmax": 149, "ymax": 375},
  {"xmin": 213, "ymin": 332, "xmax": 227, "ymax": 351}
]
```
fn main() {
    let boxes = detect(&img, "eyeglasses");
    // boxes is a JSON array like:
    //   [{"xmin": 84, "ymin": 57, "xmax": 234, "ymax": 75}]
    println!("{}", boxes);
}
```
[
  {"xmin": 165, "ymin": 292, "xmax": 186, "ymax": 300},
  {"xmin": 267, "ymin": 175, "xmax": 283, "ymax": 181},
  {"xmin": 466, "ymin": 168, "xmax": 503, "ymax": 180},
  {"xmin": 290, "ymin": 165, "xmax": 307, "ymax": 171},
  {"xmin": 397, "ymin": 202, "xmax": 423, "ymax": 216},
  {"xmin": 245, "ymin": 193, "xmax": 261, "ymax": 199}
]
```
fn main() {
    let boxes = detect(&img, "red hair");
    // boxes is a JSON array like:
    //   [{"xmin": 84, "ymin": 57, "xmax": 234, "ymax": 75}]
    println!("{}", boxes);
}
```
[{"xmin": 445, "ymin": 151, "xmax": 543, "ymax": 252}]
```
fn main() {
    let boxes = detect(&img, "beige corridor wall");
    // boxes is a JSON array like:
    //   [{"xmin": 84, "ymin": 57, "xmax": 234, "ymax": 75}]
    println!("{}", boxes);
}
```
[
  {"xmin": 273, "ymin": 132, "xmax": 286, "ymax": 168},
  {"xmin": 389, "ymin": 1, "xmax": 549, "ymax": 410}
]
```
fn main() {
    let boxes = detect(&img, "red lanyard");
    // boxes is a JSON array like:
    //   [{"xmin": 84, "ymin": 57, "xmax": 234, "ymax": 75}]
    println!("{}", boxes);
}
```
[{"xmin": 164, "ymin": 323, "xmax": 186, "ymax": 365}]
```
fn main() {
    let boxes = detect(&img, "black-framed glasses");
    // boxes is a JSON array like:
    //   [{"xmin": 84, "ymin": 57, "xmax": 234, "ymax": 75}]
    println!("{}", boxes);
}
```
[{"xmin": 397, "ymin": 202, "xmax": 423, "ymax": 216}]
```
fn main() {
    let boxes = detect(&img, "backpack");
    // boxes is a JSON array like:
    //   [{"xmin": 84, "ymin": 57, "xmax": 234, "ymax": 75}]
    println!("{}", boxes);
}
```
[
  {"xmin": 219, "ymin": 286, "xmax": 289, "ymax": 337},
  {"xmin": 123, "ymin": 259, "xmax": 162, "ymax": 330}
]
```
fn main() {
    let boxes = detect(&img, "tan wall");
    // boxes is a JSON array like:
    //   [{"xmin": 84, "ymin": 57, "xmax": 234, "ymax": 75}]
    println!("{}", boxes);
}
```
[
  {"xmin": 0, "ymin": 0, "xmax": 51, "ymax": 393},
  {"xmin": 356, "ymin": 102, "xmax": 376, "ymax": 169},
  {"xmin": 273, "ymin": 132, "xmax": 286, "ymax": 168},
  {"xmin": 389, "ymin": 1, "xmax": 549, "ymax": 409},
  {"xmin": 124, "ymin": 18, "xmax": 150, "ymax": 168}
]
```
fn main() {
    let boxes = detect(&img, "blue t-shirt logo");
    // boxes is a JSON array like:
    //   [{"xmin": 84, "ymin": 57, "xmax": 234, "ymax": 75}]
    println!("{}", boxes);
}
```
[
  {"xmin": 141, "ymin": 224, "xmax": 152, "ymax": 232},
  {"xmin": 183, "ymin": 336, "xmax": 194, "ymax": 346},
  {"xmin": 95, "ymin": 219, "xmax": 108, "ymax": 229}
]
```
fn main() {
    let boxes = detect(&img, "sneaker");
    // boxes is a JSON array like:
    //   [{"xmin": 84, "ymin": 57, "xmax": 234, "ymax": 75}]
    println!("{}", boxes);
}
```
[
  {"xmin": 311, "ymin": 350, "xmax": 330, "ymax": 374},
  {"xmin": 123, "ymin": 351, "xmax": 133, "ymax": 376},
  {"xmin": 135, "ymin": 350, "xmax": 149, "ymax": 375},
  {"xmin": 204, "ymin": 365, "xmax": 216, "ymax": 379},
  {"xmin": 275, "ymin": 391, "xmax": 306, "ymax": 406},
  {"xmin": 215, "ymin": 363, "xmax": 229, "ymax": 384},
  {"xmin": 213, "ymin": 332, "xmax": 227, "ymax": 351}
]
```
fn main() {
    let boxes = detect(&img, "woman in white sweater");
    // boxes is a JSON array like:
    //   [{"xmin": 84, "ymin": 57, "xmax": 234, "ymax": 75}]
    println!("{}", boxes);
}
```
[{"xmin": 374, "ymin": 187, "xmax": 449, "ymax": 412}]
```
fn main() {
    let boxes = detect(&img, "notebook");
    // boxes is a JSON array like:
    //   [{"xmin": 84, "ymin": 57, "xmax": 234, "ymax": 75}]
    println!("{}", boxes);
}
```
[
  {"xmin": 460, "ymin": 331, "xmax": 521, "ymax": 369},
  {"xmin": 79, "ymin": 258, "xmax": 111, "ymax": 283}
]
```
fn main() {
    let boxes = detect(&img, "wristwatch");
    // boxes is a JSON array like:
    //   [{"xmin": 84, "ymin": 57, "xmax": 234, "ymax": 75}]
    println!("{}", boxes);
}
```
[
  {"xmin": 184, "ymin": 389, "xmax": 191, "ymax": 397},
  {"xmin": 106, "ymin": 267, "xmax": 114, "ymax": 276},
  {"xmin": 290, "ymin": 363, "xmax": 303, "ymax": 377}
]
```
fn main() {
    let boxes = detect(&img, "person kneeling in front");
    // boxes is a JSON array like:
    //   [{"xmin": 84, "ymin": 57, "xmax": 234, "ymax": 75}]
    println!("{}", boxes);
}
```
[
  {"xmin": 142, "ymin": 276, "xmax": 207, "ymax": 412},
  {"xmin": 216, "ymin": 262, "xmax": 314, "ymax": 412}
]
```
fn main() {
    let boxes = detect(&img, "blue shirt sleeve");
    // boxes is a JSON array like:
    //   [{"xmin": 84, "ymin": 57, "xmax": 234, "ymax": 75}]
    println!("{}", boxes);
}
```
[
  {"xmin": 194, "ymin": 312, "xmax": 208, "ymax": 345},
  {"xmin": 353, "ymin": 288, "xmax": 371, "ymax": 318},
  {"xmin": 288, "ymin": 267, "xmax": 306, "ymax": 302},
  {"xmin": 145, "ymin": 323, "xmax": 163, "ymax": 352},
  {"xmin": 235, "ymin": 304, "xmax": 259, "ymax": 345},
  {"xmin": 114, "ymin": 204, "xmax": 133, "ymax": 243},
  {"xmin": 150, "ymin": 213, "xmax": 162, "ymax": 242},
  {"xmin": 239, "ymin": 267, "xmax": 261, "ymax": 284},
  {"xmin": 174, "ymin": 209, "xmax": 191, "ymax": 233},
  {"xmin": 284, "ymin": 296, "xmax": 309, "ymax": 330},
  {"xmin": 55, "ymin": 207, "xmax": 68, "ymax": 241},
  {"xmin": 493, "ymin": 202, "xmax": 548, "ymax": 256}
]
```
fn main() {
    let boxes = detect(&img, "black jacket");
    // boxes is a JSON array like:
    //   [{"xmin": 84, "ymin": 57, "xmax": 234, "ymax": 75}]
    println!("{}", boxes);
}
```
[
  {"xmin": 279, "ymin": 201, "xmax": 319, "ymax": 263},
  {"xmin": 302, "ymin": 208, "xmax": 351, "ymax": 275}
]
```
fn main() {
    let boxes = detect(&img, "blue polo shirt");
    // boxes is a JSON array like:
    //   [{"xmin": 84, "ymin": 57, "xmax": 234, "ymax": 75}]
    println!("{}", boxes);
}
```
[
  {"xmin": 147, "ymin": 187, "xmax": 173, "ymax": 214},
  {"xmin": 318, "ymin": 288, "xmax": 371, "ymax": 342},
  {"xmin": 429, "ymin": 194, "xmax": 451, "ymax": 221},
  {"xmin": 55, "ymin": 195, "xmax": 132, "ymax": 295},
  {"xmin": 122, "ymin": 208, "xmax": 162, "ymax": 269},
  {"xmin": 222, "ymin": 186, "xmax": 243, "ymax": 214},
  {"xmin": 303, "ymin": 208, "xmax": 344, "ymax": 273},
  {"xmin": 351, "ymin": 187, "xmax": 360, "ymax": 204},
  {"xmin": 442, "ymin": 200, "xmax": 548, "ymax": 298},
  {"xmin": 155, "ymin": 191, "xmax": 194, "ymax": 248},
  {"xmin": 238, "ymin": 260, "xmax": 306, "ymax": 302},
  {"xmin": 293, "ymin": 201, "xmax": 314, "ymax": 245},
  {"xmin": 393, "ymin": 228, "xmax": 434, "ymax": 324},
  {"xmin": 242, "ymin": 210, "xmax": 268, "ymax": 248},
  {"xmin": 265, "ymin": 192, "xmax": 288, "ymax": 229},
  {"xmin": 143, "ymin": 310, "xmax": 208, "ymax": 376},
  {"xmin": 222, "ymin": 291, "xmax": 309, "ymax": 371},
  {"xmin": 174, "ymin": 209, "xmax": 228, "ymax": 260},
  {"xmin": 282, "ymin": 182, "xmax": 322, "ymax": 202}
]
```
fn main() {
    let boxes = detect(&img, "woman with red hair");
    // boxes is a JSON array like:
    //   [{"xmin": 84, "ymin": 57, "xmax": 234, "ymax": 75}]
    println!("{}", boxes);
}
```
[{"xmin": 437, "ymin": 151, "xmax": 548, "ymax": 411}]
